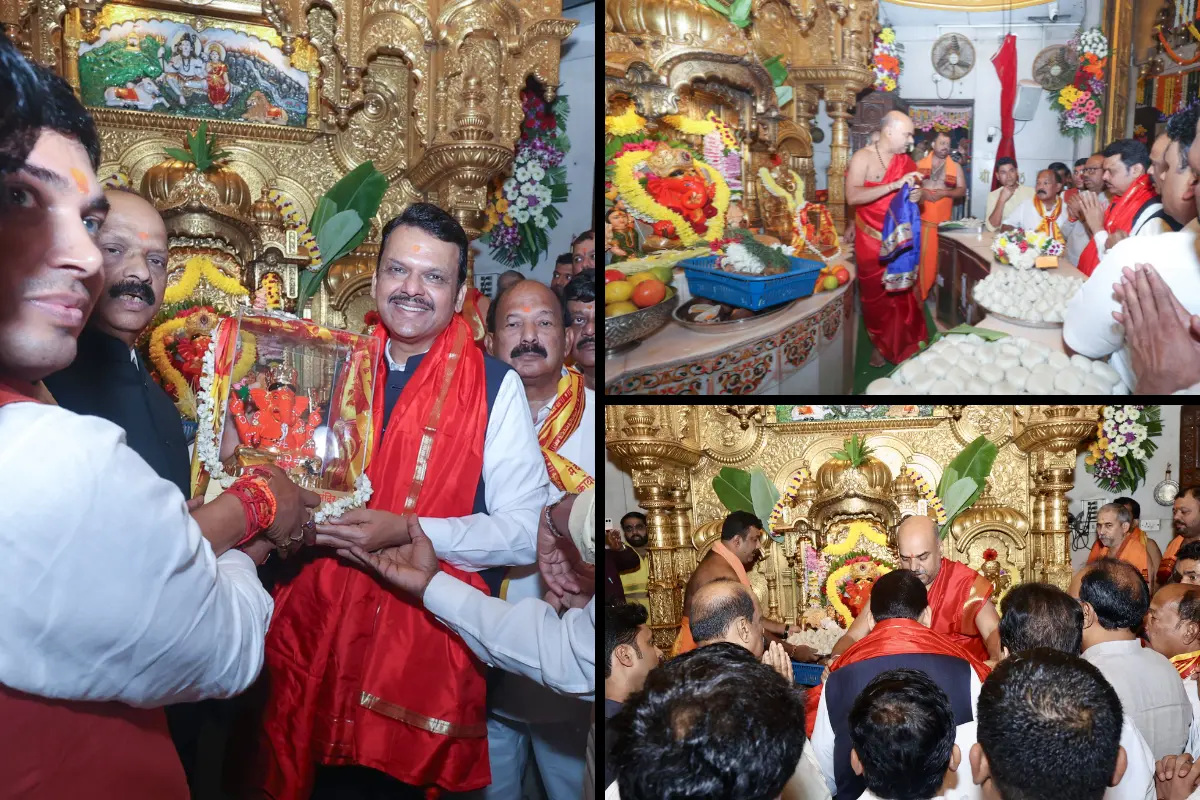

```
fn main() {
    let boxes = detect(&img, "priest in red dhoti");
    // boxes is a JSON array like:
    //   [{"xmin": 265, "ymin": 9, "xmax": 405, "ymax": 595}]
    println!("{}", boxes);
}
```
[
  {"xmin": 915, "ymin": 130, "xmax": 965, "ymax": 301},
  {"xmin": 242, "ymin": 204, "xmax": 552, "ymax": 799},
  {"xmin": 807, "ymin": 569, "xmax": 991, "ymax": 797},
  {"xmin": 831, "ymin": 515, "xmax": 1002, "ymax": 664},
  {"xmin": 845, "ymin": 110, "xmax": 930, "ymax": 367},
  {"xmin": 1088, "ymin": 502, "xmax": 1162, "ymax": 591}
]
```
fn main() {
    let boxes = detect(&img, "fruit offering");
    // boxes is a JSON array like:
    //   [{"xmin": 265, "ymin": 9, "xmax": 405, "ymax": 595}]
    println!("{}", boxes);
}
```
[
  {"xmin": 604, "ymin": 262, "xmax": 676, "ymax": 319},
  {"xmin": 814, "ymin": 262, "xmax": 851, "ymax": 292}
]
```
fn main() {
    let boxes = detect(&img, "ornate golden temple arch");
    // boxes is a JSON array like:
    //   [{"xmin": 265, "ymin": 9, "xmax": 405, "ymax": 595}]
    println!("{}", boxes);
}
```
[{"xmin": 605, "ymin": 405, "xmax": 1101, "ymax": 651}]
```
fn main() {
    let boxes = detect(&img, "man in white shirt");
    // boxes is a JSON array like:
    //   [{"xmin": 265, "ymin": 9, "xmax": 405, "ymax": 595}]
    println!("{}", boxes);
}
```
[
  {"xmin": 482, "ymin": 277, "xmax": 594, "ymax": 799},
  {"xmin": 1001, "ymin": 168, "xmax": 1075, "ymax": 244},
  {"xmin": 848, "ymin": 669, "xmax": 963, "ymax": 800},
  {"xmin": 0, "ymin": 37, "xmax": 317, "ymax": 797},
  {"xmin": 986, "ymin": 157, "xmax": 1035, "ymax": 232},
  {"xmin": 951, "ymin": 582, "xmax": 1155, "ymax": 800},
  {"xmin": 972, "ymin": 650, "xmax": 1129, "ymax": 800},
  {"xmin": 1072, "ymin": 558, "xmax": 1192, "ymax": 760},
  {"xmin": 1064, "ymin": 104, "xmax": 1200, "ymax": 390},
  {"xmin": 1145, "ymin": 583, "xmax": 1200, "ymax": 758},
  {"xmin": 1076, "ymin": 139, "xmax": 1172, "ymax": 275},
  {"xmin": 1065, "ymin": 153, "xmax": 1111, "ymax": 266}
]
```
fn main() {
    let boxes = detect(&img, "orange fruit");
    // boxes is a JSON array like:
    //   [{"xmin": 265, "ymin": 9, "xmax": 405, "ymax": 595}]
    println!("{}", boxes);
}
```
[{"xmin": 631, "ymin": 279, "xmax": 667, "ymax": 308}]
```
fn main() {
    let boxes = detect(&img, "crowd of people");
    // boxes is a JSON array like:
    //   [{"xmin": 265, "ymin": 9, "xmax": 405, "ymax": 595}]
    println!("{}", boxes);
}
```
[
  {"xmin": 846, "ymin": 106, "xmax": 1200, "ymax": 393},
  {"xmin": 604, "ymin": 502, "xmax": 1200, "ymax": 800},
  {"xmin": 0, "ymin": 31, "xmax": 600, "ymax": 800}
]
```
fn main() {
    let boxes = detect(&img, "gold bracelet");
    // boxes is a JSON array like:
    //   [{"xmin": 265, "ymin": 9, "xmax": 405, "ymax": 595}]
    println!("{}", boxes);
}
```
[{"xmin": 544, "ymin": 498, "xmax": 567, "ymax": 538}]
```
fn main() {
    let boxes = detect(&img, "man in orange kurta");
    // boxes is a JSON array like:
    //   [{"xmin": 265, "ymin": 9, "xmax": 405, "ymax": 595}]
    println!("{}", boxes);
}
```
[
  {"xmin": 673, "ymin": 512, "xmax": 763, "ymax": 656},
  {"xmin": 1089, "ymin": 501, "xmax": 1162, "ymax": 591},
  {"xmin": 916, "ymin": 131, "xmax": 965, "ymax": 301},
  {"xmin": 831, "ymin": 515, "xmax": 1002, "ymax": 663}
]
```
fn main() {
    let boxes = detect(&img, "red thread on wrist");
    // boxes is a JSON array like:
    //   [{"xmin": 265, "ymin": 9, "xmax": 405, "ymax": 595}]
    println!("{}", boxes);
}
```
[{"xmin": 227, "ymin": 475, "xmax": 278, "ymax": 548}]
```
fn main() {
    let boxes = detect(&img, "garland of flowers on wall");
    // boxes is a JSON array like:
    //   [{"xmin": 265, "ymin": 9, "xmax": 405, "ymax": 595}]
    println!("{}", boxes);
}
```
[
  {"xmin": 480, "ymin": 90, "xmax": 571, "ymax": 269},
  {"xmin": 911, "ymin": 107, "xmax": 971, "ymax": 132},
  {"xmin": 1050, "ymin": 27, "xmax": 1109, "ymax": 138},
  {"xmin": 872, "ymin": 27, "xmax": 902, "ymax": 92}
]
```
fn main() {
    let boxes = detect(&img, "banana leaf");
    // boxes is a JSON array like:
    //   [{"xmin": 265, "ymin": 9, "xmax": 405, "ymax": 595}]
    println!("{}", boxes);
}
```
[
  {"xmin": 713, "ymin": 467, "xmax": 754, "ymax": 515},
  {"xmin": 750, "ymin": 468, "xmax": 782, "ymax": 541},
  {"xmin": 936, "ymin": 435, "xmax": 999, "ymax": 537}
]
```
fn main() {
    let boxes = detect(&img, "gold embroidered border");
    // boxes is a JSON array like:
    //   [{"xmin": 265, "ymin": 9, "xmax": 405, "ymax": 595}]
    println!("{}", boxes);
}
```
[
  {"xmin": 360, "ymin": 691, "xmax": 487, "ymax": 738},
  {"xmin": 401, "ymin": 323, "xmax": 468, "ymax": 513},
  {"xmin": 856, "ymin": 217, "xmax": 883, "ymax": 241}
]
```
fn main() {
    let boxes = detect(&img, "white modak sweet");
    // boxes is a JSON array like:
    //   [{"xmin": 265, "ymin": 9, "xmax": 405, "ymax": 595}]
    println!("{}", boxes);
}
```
[
  {"xmin": 972, "ymin": 269, "xmax": 1083, "ymax": 324},
  {"xmin": 865, "ymin": 334, "xmax": 1129, "ymax": 395}
]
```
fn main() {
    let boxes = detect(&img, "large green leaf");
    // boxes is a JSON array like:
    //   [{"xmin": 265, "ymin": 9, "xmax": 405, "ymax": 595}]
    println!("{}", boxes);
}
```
[
  {"xmin": 941, "ymin": 436, "xmax": 999, "ymax": 503},
  {"xmin": 315, "ymin": 209, "xmax": 365, "ymax": 266},
  {"xmin": 750, "ymin": 468, "xmax": 781, "ymax": 540},
  {"xmin": 713, "ymin": 467, "xmax": 754, "ymax": 515},
  {"xmin": 309, "ymin": 196, "xmax": 339, "ymax": 243},
  {"xmin": 940, "ymin": 477, "xmax": 980, "ymax": 527},
  {"xmin": 323, "ymin": 161, "xmax": 386, "ymax": 220}
]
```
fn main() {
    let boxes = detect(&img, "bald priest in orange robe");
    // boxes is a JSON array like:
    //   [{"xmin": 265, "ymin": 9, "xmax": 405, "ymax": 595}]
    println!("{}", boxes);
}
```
[
  {"xmin": 1088, "ymin": 501, "xmax": 1162, "ymax": 593},
  {"xmin": 831, "ymin": 515, "xmax": 1003, "ymax": 663}
]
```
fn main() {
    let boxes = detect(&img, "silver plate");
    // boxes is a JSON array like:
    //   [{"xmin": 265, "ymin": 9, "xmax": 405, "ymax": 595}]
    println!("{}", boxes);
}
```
[
  {"xmin": 671, "ymin": 299, "xmax": 797, "ymax": 333},
  {"xmin": 979, "ymin": 305, "xmax": 1065, "ymax": 330}
]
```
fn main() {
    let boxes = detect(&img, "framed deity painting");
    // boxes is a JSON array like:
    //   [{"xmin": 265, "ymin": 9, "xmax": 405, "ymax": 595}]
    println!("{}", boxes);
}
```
[{"xmin": 64, "ymin": 3, "xmax": 320, "ymax": 137}]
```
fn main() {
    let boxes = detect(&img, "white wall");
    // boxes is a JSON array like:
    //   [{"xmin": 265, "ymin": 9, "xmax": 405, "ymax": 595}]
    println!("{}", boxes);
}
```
[
  {"xmin": 1066, "ymin": 405, "xmax": 1182, "ymax": 570},
  {"xmin": 472, "ymin": 1, "xmax": 594, "ymax": 290}
]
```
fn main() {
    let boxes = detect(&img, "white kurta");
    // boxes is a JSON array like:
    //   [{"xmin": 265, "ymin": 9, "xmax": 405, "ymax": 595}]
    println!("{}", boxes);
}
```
[
  {"xmin": 1002, "ymin": 194, "xmax": 1075, "ymax": 242},
  {"xmin": 0, "ymin": 401, "xmax": 273, "ymax": 706},
  {"xmin": 1064, "ymin": 220, "xmax": 1200, "ymax": 390}
]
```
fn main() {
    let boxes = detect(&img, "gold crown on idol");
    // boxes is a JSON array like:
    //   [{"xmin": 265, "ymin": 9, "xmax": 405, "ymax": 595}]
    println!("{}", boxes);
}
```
[
  {"xmin": 267, "ymin": 353, "xmax": 297, "ymax": 388},
  {"xmin": 645, "ymin": 143, "xmax": 695, "ymax": 178}
]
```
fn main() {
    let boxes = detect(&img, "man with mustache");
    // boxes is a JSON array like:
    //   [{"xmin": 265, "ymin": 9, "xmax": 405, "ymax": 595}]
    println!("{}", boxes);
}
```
[
  {"xmin": 0, "ymin": 32, "xmax": 318, "ymax": 798},
  {"xmin": 250, "ymin": 203, "xmax": 551, "ymax": 799},
  {"xmin": 44, "ymin": 189, "xmax": 186, "ymax": 494},
  {"xmin": 1076, "ymin": 139, "xmax": 1172, "ymax": 277},
  {"xmin": 999, "ymin": 168, "xmax": 1073, "ymax": 247},
  {"xmin": 479, "ymin": 278, "xmax": 594, "ymax": 799},
  {"xmin": 1064, "ymin": 152, "xmax": 1110, "ymax": 266},
  {"xmin": 564, "ymin": 268, "xmax": 594, "ymax": 390}
]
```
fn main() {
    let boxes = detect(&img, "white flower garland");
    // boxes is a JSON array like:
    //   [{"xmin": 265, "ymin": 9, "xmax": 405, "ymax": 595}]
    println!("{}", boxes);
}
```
[{"xmin": 195, "ymin": 331, "xmax": 374, "ymax": 520}]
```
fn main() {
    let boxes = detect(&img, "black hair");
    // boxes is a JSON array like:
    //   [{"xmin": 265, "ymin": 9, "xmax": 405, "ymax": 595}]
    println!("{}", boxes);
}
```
[
  {"xmin": 0, "ymin": 32, "xmax": 100, "ymax": 178},
  {"xmin": 1078, "ymin": 557, "xmax": 1150, "ymax": 632},
  {"xmin": 605, "ymin": 603, "xmax": 648, "ymax": 680},
  {"xmin": 721, "ymin": 510, "xmax": 763, "ymax": 541},
  {"xmin": 621, "ymin": 512, "xmax": 647, "ymax": 528},
  {"xmin": 1037, "ymin": 168, "xmax": 1062, "ymax": 184},
  {"xmin": 1177, "ymin": 587, "xmax": 1200, "ymax": 629},
  {"xmin": 999, "ymin": 582, "xmax": 1083, "ymax": 655},
  {"xmin": 1179, "ymin": 485, "xmax": 1200, "ymax": 503},
  {"xmin": 689, "ymin": 579, "xmax": 756, "ymax": 644},
  {"xmin": 564, "ymin": 269, "xmax": 596, "ymax": 307},
  {"xmin": 1049, "ymin": 161, "xmax": 1071, "ymax": 181},
  {"xmin": 977, "ymin": 648, "xmax": 1122, "ymax": 800},
  {"xmin": 1177, "ymin": 540, "xmax": 1200, "ymax": 565},
  {"xmin": 377, "ymin": 202, "xmax": 468, "ymax": 286},
  {"xmin": 932, "ymin": 130, "xmax": 951, "ymax": 142},
  {"xmin": 1102, "ymin": 138, "xmax": 1151, "ymax": 172},
  {"xmin": 869, "ymin": 570, "xmax": 929, "ymax": 622},
  {"xmin": 1113, "ymin": 496, "xmax": 1141, "ymax": 520},
  {"xmin": 996, "ymin": 157, "xmax": 1017, "ymax": 169},
  {"xmin": 484, "ymin": 279, "xmax": 568, "ymax": 333},
  {"xmin": 1075, "ymin": 157, "xmax": 1089, "ymax": 168},
  {"xmin": 571, "ymin": 229, "xmax": 595, "ymax": 248},
  {"xmin": 1167, "ymin": 103, "xmax": 1200, "ymax": 171},
  {"xmin": 609, "ymin": 642, "xmax": 807, "ymax": 800},
  {"xmin": 849, "ymin": 668, "xmax": 956, "ymax": 800},
  {"xmin": 555, "ymin": 252, "xmax": 573, "ymax": 266}
]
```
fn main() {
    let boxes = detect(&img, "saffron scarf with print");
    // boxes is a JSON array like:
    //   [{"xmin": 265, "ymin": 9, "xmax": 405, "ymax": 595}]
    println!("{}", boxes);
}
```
[
  {"xmin": 1077, "ymin": 174, "xmax": 1159, "ymax": 277},
  {"xmin": 1034, "ymin": 194, "xmax": 1065, "ymax": 242},
  {"xmin": 539, "ymin": 367, "xmax": 594, "ymax": 494}
]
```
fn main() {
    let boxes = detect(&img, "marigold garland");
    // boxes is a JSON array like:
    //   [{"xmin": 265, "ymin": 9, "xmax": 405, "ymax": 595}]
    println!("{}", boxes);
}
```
[
  {"xmin": 1158, "ymin": 27, "xmax": 1200, "ymax": 65},
  {"xmin": 149, "ymin": 319, "xmax": 195, "ymax": 417},
  {"xmin": 826, "ymin": 560, "xmax": 893, "ymax": 625},
  {"xmin": 822, "ymin": 518, "xmax": 891, "ymax": 557},
  {"xmin": 604, "ymin": 106, "xmax": 647, "ymax": 137},
  {"xmin": 164, "ymin": 256, "xmax": 251, "ymax": 305},
  {"xmin": 267, "ymin": 189, "xmax": 321, "ymax": 265},
  {"xmin": 611, "ymin": 149, "xmax": 730, "ymax": 246}
]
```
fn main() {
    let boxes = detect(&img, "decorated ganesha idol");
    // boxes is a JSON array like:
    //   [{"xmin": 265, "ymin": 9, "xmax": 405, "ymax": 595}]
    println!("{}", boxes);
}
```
[
  {"xmin": 228, "ymin": 354, "xmax": 324, "ymax": 476},
  {"xmin": 643, "ymin": 143, "xmax": 719, "ymax": 234}
]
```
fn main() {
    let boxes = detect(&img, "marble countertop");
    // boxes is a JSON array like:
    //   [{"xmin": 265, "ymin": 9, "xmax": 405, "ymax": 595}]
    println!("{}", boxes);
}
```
[
  {"xmin": 605, "ymin": 256, "xmax": 856, "ymax": 382},
  {"xmin": 939, "ymin": 228, "xmax": 1080, "ymax": 352}
]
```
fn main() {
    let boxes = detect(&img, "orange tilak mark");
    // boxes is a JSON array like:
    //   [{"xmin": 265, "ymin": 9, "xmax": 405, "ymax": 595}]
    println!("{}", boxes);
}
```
[
  {"xmin": 136, "ymin": 231, "xmax": 150, "ymax": 240},
  {"xmin": 70, "ymin": 168, "xmax": 90, "ymax": 193},
  {"xmin": 411, "ymin": 244, "xmax": 422, "ymax": 253},
  {"xmin": 521, "ymin": 306, "xmax": 532, "ymax": 313}
]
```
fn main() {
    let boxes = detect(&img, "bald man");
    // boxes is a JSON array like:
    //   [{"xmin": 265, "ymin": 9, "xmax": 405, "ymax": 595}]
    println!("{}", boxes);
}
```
[
  {"xmin": 1146, "ymin": 583, "xmax": 1200, "ymax": 756},
  {"xmin": 831, "ymin": 516, "xmax": 1002, "ymax": 663},
  {"xmin": 845, "ymin": 110, "xmax": 928, "ymax": 368}
]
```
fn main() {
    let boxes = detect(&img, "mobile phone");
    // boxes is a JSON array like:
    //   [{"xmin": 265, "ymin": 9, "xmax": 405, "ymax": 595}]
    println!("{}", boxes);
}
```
[{"xmin": 605, "ymin": 517, "xmax": 614, "ymax": 530}]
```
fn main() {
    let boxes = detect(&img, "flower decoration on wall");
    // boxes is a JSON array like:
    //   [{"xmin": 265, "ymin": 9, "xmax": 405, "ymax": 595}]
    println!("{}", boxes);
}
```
[
  {"xmin": 1050, "ymin": 28, "xmax": 1109, "ymax": 138},
  {"xmin": 872, "ymin": 28, "xmax": 903, "ymax": 92},
  {"xmin": 1085, "ymin": 405, "xmax": 1162, "ymax": 493},
  {"xmin": 480, "ymin": 89, "xmax": 571, "ymax": 269}
]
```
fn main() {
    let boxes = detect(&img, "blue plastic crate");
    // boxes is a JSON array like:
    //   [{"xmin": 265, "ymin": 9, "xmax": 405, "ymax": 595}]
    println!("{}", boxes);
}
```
[
  {"xmin": 792, "ymin": 660, "xmax": 825, "ymax": 687},
  {"xmin": 681, "ymin": 253, "xmax": 825, "ymax": 311}
]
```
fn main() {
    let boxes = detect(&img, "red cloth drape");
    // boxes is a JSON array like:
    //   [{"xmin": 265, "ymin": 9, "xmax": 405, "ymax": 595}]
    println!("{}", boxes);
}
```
[
  {"xmin": 249, "ymin": 314, "xmax": 494, "ymax": 798},
  {"xmin": 926, "ymin": 557, "xmax": 995, "ymax": 663},
  {"xmin": 803, "ymin": 618, "xmax": 992, "ymax": 738},
  {"xmin": 854, "ymin": 152, "xmax": 928, "ymax": 364},
  {"xmin": 991, "ymin": 34, "xmax": 1018, "ymax": 191}
]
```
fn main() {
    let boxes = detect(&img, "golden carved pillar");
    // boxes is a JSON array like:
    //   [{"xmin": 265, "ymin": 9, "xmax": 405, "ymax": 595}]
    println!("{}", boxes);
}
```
[
  {"xmin": 825, "ymin": 86, "xmax": 853, "ymax": 232},
  {"xmin": 1100, "ymin": 0, "xmax": 1135, "ymax": 147},
  {"xmin": 1013, "ymin": 406, "xmax": 1102, "ymax": 589},
  {"xmin": 794, "ymin": 85, "xmax": 820, "ymax": 203},
  {"xmin": 605, "ymin": 406, "xmax": 702, "ymax": 651}
]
